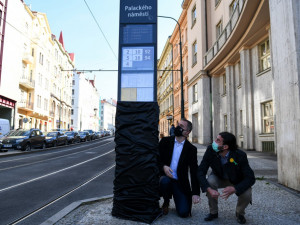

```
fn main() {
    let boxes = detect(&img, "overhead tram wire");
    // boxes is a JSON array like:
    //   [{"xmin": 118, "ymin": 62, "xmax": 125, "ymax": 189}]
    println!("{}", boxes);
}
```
[{"xmin": 83, "ymin": 0, "xmax": 118, "ymax": 60}]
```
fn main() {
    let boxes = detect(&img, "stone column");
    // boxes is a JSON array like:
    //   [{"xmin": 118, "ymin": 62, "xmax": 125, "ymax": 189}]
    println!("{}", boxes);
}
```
[
  {"xmin": 240, "ymin": 48, "xmax": 255, "ymax": 150},
  {"xmin": 225, "ymin": 64, "xmax": 236, "ymax": 134},
  {"xmin": 198, "ymin": 72, "xmax": 211, "ymax": 144},
  {"xmin": 211, "ymin": 75, "xmax": 221, "ymax": 139},
  {"xmin": 269, "ymin": 0, "xmax": 300, "ymax": 191}
]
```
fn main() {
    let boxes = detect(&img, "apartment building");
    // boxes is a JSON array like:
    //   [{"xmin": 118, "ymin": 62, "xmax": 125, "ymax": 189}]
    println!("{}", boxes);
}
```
[
  {"xmin": 71, "ymin": 73, "xmax": 100, "ymax": 131},
  {"xmin": 177, "ymin": 0, "xmax": 300, "ymax": 191},
  {"xmin": 157, "ymin": 37, "xmax": 173, "ymax": 137},
  {"xmin": 100, "ymin": 99, "xmax": 116, "ymax": 133},
  {"xmin": 0, "ymin": 0, "xmax": 75, "ymax": 132},
  {"xmin": 170, "ymin": 8, "xmax": 189, "ymax": 125}
]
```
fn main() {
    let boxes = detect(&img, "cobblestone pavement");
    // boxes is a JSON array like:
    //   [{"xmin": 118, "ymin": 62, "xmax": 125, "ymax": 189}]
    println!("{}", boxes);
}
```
[{"xmin": 49, "ymin": 144, "xmax": 300, "ymax": 225}]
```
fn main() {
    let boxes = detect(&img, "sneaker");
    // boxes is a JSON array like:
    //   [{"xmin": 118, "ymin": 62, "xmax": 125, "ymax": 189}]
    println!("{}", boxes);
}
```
[{"xmin": 236, "ymin": 213, "xmax": 246, "ymax": 224}]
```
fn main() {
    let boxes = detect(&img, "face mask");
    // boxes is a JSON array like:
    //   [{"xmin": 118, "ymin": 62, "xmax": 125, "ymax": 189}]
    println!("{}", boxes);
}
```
[
  {"xmin": 174, "ymin": 126, "xmax": 183, "ymax": 137},
  {"xmin": 212, "ymin": 141, "xmax": 222, "ymax": 152}
]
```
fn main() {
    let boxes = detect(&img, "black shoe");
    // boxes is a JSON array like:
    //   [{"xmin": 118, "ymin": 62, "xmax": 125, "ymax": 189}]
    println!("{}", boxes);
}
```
[
  {"xmin": 236, "ymin": 213, "xmax": 246, "ymax": 224},
  {"xmin": 204, "ymin": 213, "xmax": 218, "ymax": 221},
  {"xmin": 161, "ymin": 201, "xmax": 169, "ymax": 215}
]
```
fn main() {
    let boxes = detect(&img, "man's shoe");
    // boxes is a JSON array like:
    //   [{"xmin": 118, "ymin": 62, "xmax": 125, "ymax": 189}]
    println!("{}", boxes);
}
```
[
  {"xmin": 236, "ymin": 213, "xmax": 246, "ymax": 224},
  {"xmin": 161, "ymin": 201, "xmax": 169, "ymax": 215},
  {"xmin": 204, "ymin": 213, "xmax": 218, "ymax": 221}
]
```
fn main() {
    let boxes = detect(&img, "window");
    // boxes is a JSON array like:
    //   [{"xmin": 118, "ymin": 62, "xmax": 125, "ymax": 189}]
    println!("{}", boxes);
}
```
[
  {"xmin": 224, "ymin": 114, "xmax": 228, "ymax": 131},
  {"xmin": 193, "ymin": 83, "xmax": 198, "ymax": 103},
  {"xmin": 262, "ymin": 101, "xmax": 274, "ymax": 133},
  {"xmin": 229, "ymin": 0, "xmax": 238, "ymax": 16},
  {"xmin": 216, "ymin": 20, "xmax": 223, "ymax": 39},
  {"xmin": 44, "ymin": 98, "xmax": 48, "ymax": 111},
  {"xmin": 0, "ymin": 10, "xmax": 2, "ymax": 26},
  {"xmin": 215, "ymin": 0, "xmax": 221, "ymax": 7},
  {"xmin": 32, "ymin": 48, "xmax": 34, "ymax": 57},
  {"xmin": 72, "ymin": 80, "xmax": 75, "ymax": 85},
  {"xmin": 71, "ymin": 109, "xmax": 74, "ymax": 115},
  {"xmin": 71, "ymin": 119, "xmax": 73, "ymax": 125},
  {"xmin": 259, "ymin": 39, "xmax": 271, "ymax": 72},
  {"xmin": 72, "ymin": 89, "xmax": 74, "ymax": 95},
  {"xmin": 191, "ymin": 5, "xmax": 196, "ymax": 27},
  {"xmin": 72, "ymin": 99, "xmax": 74, "ymax": 105},
  {"xmin": 192, "ymin": 41, "xmax": 197, "ymax": 65},
  {"xmin": 223, "ymin": 74, "xmax": 227, "ymax": 95}
]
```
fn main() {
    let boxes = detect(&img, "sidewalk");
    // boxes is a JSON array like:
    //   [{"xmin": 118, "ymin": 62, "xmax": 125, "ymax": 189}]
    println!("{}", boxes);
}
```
[{"xmin": 44, "ymin": 144, "xmax": 300, "ymax": 225}]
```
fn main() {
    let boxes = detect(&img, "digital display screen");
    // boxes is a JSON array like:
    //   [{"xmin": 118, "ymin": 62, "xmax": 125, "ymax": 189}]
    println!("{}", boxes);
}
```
[
  {"xmin": 123, "ymin": 24, "xmax": 153, "ymax": 44},
  {"xmin": 122, "ymin": 46, "xmax": 154, "ymax": 71}
]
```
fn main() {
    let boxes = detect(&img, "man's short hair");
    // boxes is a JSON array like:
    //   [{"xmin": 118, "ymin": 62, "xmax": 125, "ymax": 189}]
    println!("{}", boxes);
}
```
[
  {"xmin": 181, "ymin": 118, "xmax": 192, "ymax": 131},
  {"xmin": 219, "ymin": 132, "xmax": 237, "ymax": 150}
]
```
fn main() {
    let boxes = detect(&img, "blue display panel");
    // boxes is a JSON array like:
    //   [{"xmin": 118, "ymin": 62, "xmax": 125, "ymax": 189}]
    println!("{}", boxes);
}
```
[
  {"xmin": 122, "ymin": 46, "xmax": 154, "ymax": 71},
  {"xmin": 123, "ymin": 24, "xmax": 153, "ymax": 44}
]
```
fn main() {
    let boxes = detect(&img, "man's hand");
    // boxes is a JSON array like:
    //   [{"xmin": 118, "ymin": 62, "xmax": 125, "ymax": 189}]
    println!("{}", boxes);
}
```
[
  {"xmin": 207, "ymin": 187, "xmax": 220, "ymax": 200},
  {"xmin": 163, "ymin": 165, "xmax": 173, "ymax": 178},
  {"xmin": 192, "ymin": 195, "xmax": 200, "ymax": 204},
  {"xmin": 221, "ymin": 186, "xmax": 236, "ymax": 200}
]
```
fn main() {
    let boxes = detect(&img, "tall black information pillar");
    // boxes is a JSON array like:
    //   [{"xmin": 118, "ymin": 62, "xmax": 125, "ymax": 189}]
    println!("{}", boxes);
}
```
[{"xmin": 112, "ymin": 0, "xmax": 161, "ymax": 223}]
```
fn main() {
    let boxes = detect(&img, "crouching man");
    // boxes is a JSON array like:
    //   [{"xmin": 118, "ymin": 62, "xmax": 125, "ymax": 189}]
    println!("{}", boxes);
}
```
[{"xmin": 197, "ymin": 132, "xmax": 255, "ymax": 224}]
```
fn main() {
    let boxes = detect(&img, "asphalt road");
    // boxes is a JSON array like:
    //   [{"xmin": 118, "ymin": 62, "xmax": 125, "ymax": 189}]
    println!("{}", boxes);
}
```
[{"xmin": 0, "ymin": 136, "xmax": 116, "ymax": 225}]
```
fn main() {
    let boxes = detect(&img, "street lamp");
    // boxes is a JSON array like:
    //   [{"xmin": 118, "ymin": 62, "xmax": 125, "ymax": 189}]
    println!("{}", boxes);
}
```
[{"xmin": 158, "ymin": 15, "xmax": 184, "ymax": 119}]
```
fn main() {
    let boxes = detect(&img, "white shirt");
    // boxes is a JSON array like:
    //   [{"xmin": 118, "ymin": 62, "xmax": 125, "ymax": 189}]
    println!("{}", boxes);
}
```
[{"xmin": 170, "ymin": 138, "xmax": 185, "ymax": 180}]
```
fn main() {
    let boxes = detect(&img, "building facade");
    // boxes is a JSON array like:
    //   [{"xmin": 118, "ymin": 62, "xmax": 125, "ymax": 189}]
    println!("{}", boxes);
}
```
[
  {"xmin": 170, "ymin": 8, "xmax": 189, "ymax": 125},
  {"xmin": 0, "ymin": 0, "xmax": 74, "ymax": 132},
  {"xmin": 100, "ymin": 99, "xmax": 116, "ymax": 134},
  {"xmin": 175, "ymin": 0, "xmax": 300, "ymax": 191},
  {"xmin": 157, "ymin": 37, "xmax": 173, "ymax": 137},
  {"xmin": 71, "ymin": 73, "xmax": 100, "ymax": 131}
]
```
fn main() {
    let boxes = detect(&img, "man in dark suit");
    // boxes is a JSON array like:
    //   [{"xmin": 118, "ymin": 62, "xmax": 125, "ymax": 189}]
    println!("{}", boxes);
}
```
[
  {"xmin": 158, "ymin": 118, "xmax": 200, "ymax": 218},
  {"xmin": 198, "ymin": 132, "xmax": 255, "ymax": 224}
]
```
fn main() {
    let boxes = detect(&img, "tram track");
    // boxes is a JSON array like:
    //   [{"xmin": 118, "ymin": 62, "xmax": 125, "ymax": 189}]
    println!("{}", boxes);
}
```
[{"xmin": 8, "ymin": 164, "xmax": 115, "ymax": 225}]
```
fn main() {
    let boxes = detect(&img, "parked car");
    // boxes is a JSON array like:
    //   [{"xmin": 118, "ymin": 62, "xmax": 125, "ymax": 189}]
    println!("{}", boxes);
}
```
[
  {"xmin": 65, "ymin": 131, "xmax": 80, "ymax": 144},
  {"xmin": 45, "ymin": 131, "xmax": 68, "ymax": 147},
  {"xmin": 94, "ymin": 131, "xmax": 102, "ymax": 139},
  {"xmin": 0, "ymin": 128, "xmax": 46, "ymax": 152},
  {"xmin": 83, "ymin": 129, "xmax": 95, "ymax": 140},
  {"xmin": 78, "ymin": 131, "xmax": 91, "ymax": 142}
]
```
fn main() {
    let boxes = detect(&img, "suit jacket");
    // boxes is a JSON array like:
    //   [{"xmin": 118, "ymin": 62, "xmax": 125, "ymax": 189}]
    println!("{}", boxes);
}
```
[
  {"xmin": 197, "ymin": 145, "xmax": 255, "ymax": 196},
  {"xmin": 158, "ymin": 136, "xmax": 200, "ymax": 197}
]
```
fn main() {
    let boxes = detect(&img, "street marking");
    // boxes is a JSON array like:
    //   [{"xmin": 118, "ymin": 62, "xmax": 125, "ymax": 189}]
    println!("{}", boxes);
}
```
[
  {"xmin": 10, "ymin": 164, "xmax": 115, "ymax": 225},
  {"xmin": 0, "ymin": 149, "xmax": 115, "ymax": 193},
  {"xmin": 0, "ymin": 141, "xmax": 114, "ymax": 171}
]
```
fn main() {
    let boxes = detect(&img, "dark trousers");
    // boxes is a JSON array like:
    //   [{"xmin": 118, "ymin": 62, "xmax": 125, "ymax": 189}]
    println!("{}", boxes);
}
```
[{"xmin": 159, "ymin": 176, "xmax": 190, "ymax": 218}]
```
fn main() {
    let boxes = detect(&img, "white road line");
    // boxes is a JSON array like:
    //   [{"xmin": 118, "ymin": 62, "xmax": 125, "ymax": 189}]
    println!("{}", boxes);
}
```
[
  {"xmin": 11, "ymin": 164, "xmax": 115, "ymax": 225},
  {"xmin": 0, "ymin": 149, "xmax": 115, "ymax": 193},
  {"xmin": 0, "ymin": 139, "xmax": 114, "ymax": 163},
  {"xmin": 0, "ymin": 141, "xmax": 114, "ymax": 171}
]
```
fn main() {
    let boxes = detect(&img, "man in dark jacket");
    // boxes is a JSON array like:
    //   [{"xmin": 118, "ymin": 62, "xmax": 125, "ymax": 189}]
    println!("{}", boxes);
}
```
[
  {"xmin": 158, "ymin": 118, "xmax": 200, "ymax": 218},
  {"xmin": 197, "ymin": 132, "xmax": 255, "ymax": 224}
]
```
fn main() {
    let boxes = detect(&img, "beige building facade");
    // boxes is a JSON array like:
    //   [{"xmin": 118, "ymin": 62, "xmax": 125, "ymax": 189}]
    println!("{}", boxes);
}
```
[
  {"xmin": 157, "ymin": 37, "xmax": 173, "ymax": 137},
  {"xmin": 0, "ymin": 0, "xmax": 74, "ymax": 132},
  {"xmin": 176, "ymin": 0, "xmax": 300, "ymax": 190}
]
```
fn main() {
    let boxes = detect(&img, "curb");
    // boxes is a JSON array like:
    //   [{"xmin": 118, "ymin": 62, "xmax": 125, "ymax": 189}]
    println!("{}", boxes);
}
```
[{"xmin": 41, "ymin": 194, "xmax": 114, "ymax": 225}]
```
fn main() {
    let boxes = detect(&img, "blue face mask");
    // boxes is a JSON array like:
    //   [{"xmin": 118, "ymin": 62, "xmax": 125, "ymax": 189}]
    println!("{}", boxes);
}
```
[{"xmin": 212, "ymin": 141, "xmax": 220, "ymax": 152}]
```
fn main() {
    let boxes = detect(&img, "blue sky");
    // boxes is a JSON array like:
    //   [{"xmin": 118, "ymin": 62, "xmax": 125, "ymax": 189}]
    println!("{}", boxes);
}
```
[{"xmin": 24, "ymin": 0, "xmax": 183, "ymax": 100}]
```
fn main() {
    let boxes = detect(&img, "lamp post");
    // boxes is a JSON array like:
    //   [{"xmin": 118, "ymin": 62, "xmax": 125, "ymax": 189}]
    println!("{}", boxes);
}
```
[{"xmin": 158, "ymin": 15, "xmax": 184, "ymax": 119}]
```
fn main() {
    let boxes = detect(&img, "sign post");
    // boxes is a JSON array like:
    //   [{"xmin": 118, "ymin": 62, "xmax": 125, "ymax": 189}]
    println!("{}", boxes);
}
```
[{"xmin": 112, "ymin": 0, "xmax": 161, "ymax": 223}]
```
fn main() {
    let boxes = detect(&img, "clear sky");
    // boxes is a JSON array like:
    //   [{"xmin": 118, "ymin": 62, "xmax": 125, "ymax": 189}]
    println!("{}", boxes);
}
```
[{"xmin": 24, "ymin": 0, "xmax": 183, "ymax": 100}]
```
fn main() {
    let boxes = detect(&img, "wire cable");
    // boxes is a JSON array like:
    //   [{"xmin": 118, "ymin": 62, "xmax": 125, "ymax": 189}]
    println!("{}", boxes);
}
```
[{"xmin": 83, "ymin": 0, "xmax": 118, "ymax": 60}]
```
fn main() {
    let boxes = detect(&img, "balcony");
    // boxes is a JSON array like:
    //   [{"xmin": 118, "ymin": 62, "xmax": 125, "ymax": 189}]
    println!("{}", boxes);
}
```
[
  {"xmin": 19, "ymin": 76, "xmax": 35, "ymax": 89},
  {"xmin": 22, "ymin": 52, "xmax": 34, "ymax": 64},
  {"xmin": 204, "ymin": 0, "xmax": 246, "ymax": 66},
  {"xmin": 18, "ymin": 101, "xmax": 34, "ymax": 111}
]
